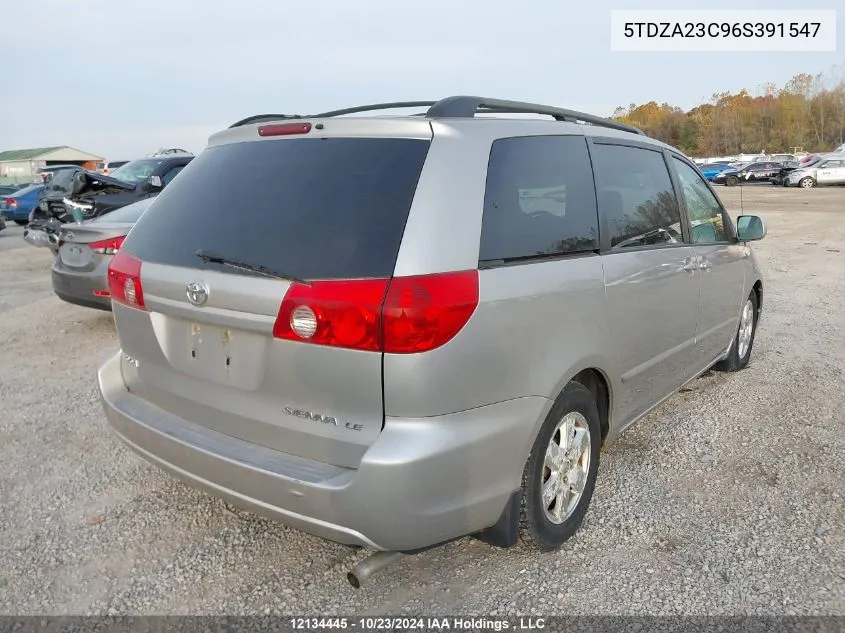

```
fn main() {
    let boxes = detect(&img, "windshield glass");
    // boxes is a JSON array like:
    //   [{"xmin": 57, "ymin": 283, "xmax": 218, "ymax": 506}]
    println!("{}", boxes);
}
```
[
  {"xmin": 124, "ymin": 138, "xmax": 431, "ymax": 280},
  {"xmin": 12, "ymin": 185, "xmax": 42, "ymax": 197},
  {"xmin": 109, "ymin": 159, "xmax": 164, "ymax": 184}
]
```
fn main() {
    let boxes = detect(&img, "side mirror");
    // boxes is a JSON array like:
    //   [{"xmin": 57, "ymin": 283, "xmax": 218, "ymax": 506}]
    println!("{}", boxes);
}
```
[
  {"xmin": 148, "ymin": 175, "xmax": 163, "ymax": 188},
  {"xmin": 737, "ymin": 215, "xmax": 766, "ymax": 241}
]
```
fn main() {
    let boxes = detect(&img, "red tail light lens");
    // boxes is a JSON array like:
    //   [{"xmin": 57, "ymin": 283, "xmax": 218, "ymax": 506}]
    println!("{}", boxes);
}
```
[
  {"xmin": 273, "ymin": 279, "xmax": 390, "ymax": 351},
  {"xmin": 5, "ymin": 198, "xmax": 16, "ymax": 207},
  {"xmin": 382, "ymin": 271, "xmax": 479, "ymax": 353},
  {"xmin": 107, "ymin": 250, "xmax": 145, "ymax": 309},
  {"xmin": 89, "ymin": 235, "xmax": 126, "ymax": 254},
  {"xmin": 258, "ymin": 122, "xmax": 312, "ymax": 137},
  {"xmin": 272, "ymin": 270, "xmax": 479, "ymax": 354}
]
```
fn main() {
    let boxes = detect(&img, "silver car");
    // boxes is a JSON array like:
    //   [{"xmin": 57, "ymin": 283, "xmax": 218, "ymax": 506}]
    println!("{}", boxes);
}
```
[
  {"xmin": 97, "ymin": 97, "xmax": 766, "ymax": 572},
  {"xmin": 786, "ymin": 153, "xmax": 845, "ymax": 188},
  {"xmin": 52, "ymin": 198, "xmax": 154, "ymax": 310}
]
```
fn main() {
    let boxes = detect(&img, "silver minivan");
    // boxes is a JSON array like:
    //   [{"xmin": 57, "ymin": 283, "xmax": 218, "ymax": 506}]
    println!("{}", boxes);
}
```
[{"xmin": 98, "ymin": 97, "xmax": 766, "ymax": 567}]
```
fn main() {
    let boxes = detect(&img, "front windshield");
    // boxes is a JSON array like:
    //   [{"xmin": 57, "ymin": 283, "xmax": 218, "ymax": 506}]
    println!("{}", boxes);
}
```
[{"xmin": 109, "ymin": 159, "xmax": 164, "ymax": 184}]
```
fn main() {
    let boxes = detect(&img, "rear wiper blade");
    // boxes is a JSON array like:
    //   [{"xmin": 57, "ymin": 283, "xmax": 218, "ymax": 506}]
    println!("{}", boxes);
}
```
[{"xmin": 195, "ymin": 249, "xmax": 310, "ymax": 285}]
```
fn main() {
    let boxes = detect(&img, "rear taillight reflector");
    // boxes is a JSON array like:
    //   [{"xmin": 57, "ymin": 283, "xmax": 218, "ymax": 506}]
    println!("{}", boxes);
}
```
[
  {"xmin": 382, "ymin": 271, "xmax": 479, "ymax": 354},
  {"xmin": 90, "ymin": 235, "xmax": 126, "ymax": 254},
  {"xmin": 274, "ymin": 278, "xmax": 390, "ymax": 352},
  {"xmin": 93, "ymin": 290, "xmax": 110, "ymax": 297},
  {"xmin": 258, "ymin": 122, "xmax": 312, "ymax": 137},
  {"xmin": 272, "ymin": 270, "xmax": 479, "ymax": 354},
  {"xmin": 107, "ymin": 250, "xmax": 145, "ymax": 309}
]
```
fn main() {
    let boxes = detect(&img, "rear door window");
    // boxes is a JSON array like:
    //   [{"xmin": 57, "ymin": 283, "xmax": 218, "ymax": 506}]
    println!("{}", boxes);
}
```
[
  {"xmin": 123, "ymin": 138, "xmax": 431, "ymax": 280},
  {"xmin": 479, "ymin": 135, "xmax": 599, "ymax": 263},
  {"xmin": 591, "ymin": 144, "xmax": 682, "ymax": 249}
]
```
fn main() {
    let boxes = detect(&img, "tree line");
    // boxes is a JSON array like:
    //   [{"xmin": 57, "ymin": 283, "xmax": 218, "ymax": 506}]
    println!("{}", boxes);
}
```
[{"xmin": 612, "ymin": 66, "xmax": 845, "ymax": 157}]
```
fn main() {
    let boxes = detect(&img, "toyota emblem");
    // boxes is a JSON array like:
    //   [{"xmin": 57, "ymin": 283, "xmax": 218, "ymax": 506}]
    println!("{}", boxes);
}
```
[{"xmin": 186, "ymin": 281, "xmax": 209, "ymax": 306}]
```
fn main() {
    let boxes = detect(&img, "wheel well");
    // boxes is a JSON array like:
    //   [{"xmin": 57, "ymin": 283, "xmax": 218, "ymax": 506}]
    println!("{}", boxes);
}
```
[{"xmin": 571, "ymin": 369, "xmax": 610, "ymax": 442}]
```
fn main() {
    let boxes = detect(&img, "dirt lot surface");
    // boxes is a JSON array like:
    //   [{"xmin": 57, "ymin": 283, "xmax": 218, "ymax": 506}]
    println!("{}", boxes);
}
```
[{"xmin": 0, "ymin": 187, "xmax": 842, "ymax": 615}]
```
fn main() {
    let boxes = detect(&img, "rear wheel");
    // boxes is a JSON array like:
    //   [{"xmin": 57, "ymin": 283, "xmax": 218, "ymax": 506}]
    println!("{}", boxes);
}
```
[
  {"xmin": 726, "ymin": 176, "xmax": 739, "ymax": 187},
  {"xmin": 799, "ymin": 177, "xmax": 815, "ymax": 189},
  {"xmin": 714, "ymin": 291, "xmax": 759, "ymax": 372},
  {"xmin": 519, "ymin": 381, "xmax": 601, "ymax": 551}
]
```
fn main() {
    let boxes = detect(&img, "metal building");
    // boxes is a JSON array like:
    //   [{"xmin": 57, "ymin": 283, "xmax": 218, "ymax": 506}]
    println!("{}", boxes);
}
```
[{"xmin": 0, "ymin": 146, "xmax": 104, "ymax": 184}]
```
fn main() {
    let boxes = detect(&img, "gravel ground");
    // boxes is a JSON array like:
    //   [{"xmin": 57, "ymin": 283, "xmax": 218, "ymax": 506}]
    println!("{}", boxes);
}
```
[{"xmin": 0, "ymin": 187, "xmax": 843, "ymax": 616}]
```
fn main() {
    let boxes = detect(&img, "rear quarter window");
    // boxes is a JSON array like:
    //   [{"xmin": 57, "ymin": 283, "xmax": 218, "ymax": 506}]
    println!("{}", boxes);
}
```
[
  {"xmin": 479, "ymin": 135, "xmax": 599, "ymax": 263},
  {"xmin": 123, "ymin": 138, "xmax": 431, "ymax": 280}
]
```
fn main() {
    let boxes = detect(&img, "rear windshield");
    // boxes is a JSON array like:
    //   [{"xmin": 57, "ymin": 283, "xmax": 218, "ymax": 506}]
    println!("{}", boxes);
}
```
[
  {"xmin": 93, "ymin": 198, "xmax": 153, "ymax": 223},
  {"xmin": 123, "ymin": 138, "xmax": 430, "ymax": 280}
]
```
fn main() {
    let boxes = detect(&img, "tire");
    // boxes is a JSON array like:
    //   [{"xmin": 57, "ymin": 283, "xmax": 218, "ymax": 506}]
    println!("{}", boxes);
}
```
[
  {"xmin": 14, "ymin": 219, "xmax": 28, "ymax": 226},
  {"xmin": 726, "ymin": 176, "xmax": 739, "ymax": 187},
  {"xmin": 799, "ymin": 177, "xmax": 815, "ymax": 189},
  {"xmin": 519, "ymin": 381, "xmax": 601, "ymax": 551},
  {"xmin": 714, "ymin": 291, "xmax": 759, "ymax": 372}
]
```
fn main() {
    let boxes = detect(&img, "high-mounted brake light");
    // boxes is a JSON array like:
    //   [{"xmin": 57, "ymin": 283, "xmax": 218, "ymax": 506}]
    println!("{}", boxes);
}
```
[
  {"xmin": 258, "ymin": 122, "xmax": 312, "ymax": 137},
  {"xmin": 107, "ymin": 250, "xmax": 145, "ymax": 309},
  {"xmin": 89, "ymin": 235, "xmax": 126, "ymax": 255},
  {"xmin": 272, "ymin": 270, "xmax": 479, "ymax": 354}
]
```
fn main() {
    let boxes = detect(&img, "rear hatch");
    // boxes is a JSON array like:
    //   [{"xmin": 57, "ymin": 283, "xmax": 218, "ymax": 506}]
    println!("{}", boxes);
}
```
[{"xmin": 111, "ymin": 125, "xmax": 432, "ymax": 468}]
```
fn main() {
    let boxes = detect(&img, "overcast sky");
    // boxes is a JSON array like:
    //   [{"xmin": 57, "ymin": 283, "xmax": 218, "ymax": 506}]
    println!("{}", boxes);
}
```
[{"xmin": 3, "ymin": 0, "xmax": 842, "ymax": 160}]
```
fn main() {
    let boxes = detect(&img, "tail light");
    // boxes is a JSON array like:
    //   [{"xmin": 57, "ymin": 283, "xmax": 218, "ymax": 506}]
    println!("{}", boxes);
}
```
[
  {"xmin": 5, "ymin": 198, "xmax": 16, "ymax": 208},
  {"xmin": 89, "ymin": 235, "xmax": 126, "ymax": 254},
  {"xmin": 273, "ymin": 270, "xmax": 479, "ymax": 354},
  {"xmin": 107, "ymin": 250, "xmax": 145, "ymax": 309}
]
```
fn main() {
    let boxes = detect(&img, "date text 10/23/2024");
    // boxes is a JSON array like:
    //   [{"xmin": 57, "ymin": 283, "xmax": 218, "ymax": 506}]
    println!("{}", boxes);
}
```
[{"xmin": 289, "ymin": 617, "xmax": 547, "ymax": 631}]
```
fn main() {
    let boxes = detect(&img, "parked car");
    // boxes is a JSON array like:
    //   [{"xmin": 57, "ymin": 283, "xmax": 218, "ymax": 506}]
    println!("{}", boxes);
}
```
[
  {"xmin": 39, "ymin": 155, "xmax": 193, "ymax": 223},
  {"xmin": 771, "ymin": 155, "xmax": 823, "ymax": 185},
  {"xmin": 0, "ymin": 183, "xmax": 37, "ymax": 196},
  {"xmin": 97, "ymin": 97, "xmax": 766, "ymax": 584},
  {"xmin": 699, "ymin": 163, "xmax": 735, "ymax": 181},
  {"xmin": 52, "ymin": 198, "xmax": 155, "ymax": 310},
  {"xmin": 100, "ymin": 160, "xmax": 129, "ymax": 175},
  {"xmin": 785, "ymin": 155, "xmax": 845, "ymax": 188},
  {"xmin": 713, "ymin": 161, "xmax": 781, "ymax": 186},
  {"xmin": 0, "ymin": 184, "xmax": 45, "ymax": 225}
]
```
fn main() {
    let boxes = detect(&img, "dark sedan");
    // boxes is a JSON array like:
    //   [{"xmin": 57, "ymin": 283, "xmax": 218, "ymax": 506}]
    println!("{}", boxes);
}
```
[{"xmin": 712, "ymin": 161, "xmax": 781, "ymax": 186}]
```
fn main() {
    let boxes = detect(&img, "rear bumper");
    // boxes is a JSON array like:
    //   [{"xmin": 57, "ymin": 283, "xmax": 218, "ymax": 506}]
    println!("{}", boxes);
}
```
[
  {"xmin": 51, "ymin": 263, "xmax": 111, "ymax": 311},
  {"xmin": 98, "ymin": 351, "xmax": 549, "ymax": 551}
]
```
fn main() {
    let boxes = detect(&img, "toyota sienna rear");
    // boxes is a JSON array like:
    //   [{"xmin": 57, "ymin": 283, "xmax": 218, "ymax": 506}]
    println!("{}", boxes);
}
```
[{"xmin": 98, "ymin": 97, "xmax": 765, "ymax": 574}]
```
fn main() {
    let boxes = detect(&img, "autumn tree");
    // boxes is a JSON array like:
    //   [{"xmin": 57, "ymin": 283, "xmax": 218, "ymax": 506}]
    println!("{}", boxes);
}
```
[{"xmin": 612, "ymin": 67, "xmax": 845, "ymax": 155}]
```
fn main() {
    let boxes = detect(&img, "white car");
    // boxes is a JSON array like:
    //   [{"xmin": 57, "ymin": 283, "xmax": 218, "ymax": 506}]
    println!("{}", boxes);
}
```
[{"xmin": 786, "ymin": 155, "xmax": 845, "ymax": 188}]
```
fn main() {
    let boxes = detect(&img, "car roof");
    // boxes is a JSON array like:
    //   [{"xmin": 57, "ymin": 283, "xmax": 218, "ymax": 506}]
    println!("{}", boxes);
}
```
[{"xmin": 212, "ymin": 96, "xmax": 675, "ymax": 152}]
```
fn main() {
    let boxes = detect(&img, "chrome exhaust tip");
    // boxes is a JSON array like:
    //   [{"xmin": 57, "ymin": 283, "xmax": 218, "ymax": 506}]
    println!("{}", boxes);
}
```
[{"xmin": 347, "ymin": 551, "xmax": 403, "ymax": 588}]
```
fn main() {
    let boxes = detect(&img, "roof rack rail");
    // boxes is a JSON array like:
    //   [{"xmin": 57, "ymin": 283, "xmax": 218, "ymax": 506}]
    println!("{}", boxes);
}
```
[
  {"xmin": 228, "ymin": 97, "xmax": 644, "ymax": 136},
  {"xmin": 311, "ymin": 101, "xmax": 436, "ymax": 118},
  {"xmin": 425, "ymin": 96, "xmax": 645, "ymax": 135},
  {"xmin": 229, "ymin": 114, "xmax": 305, "ymax": 129}
]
